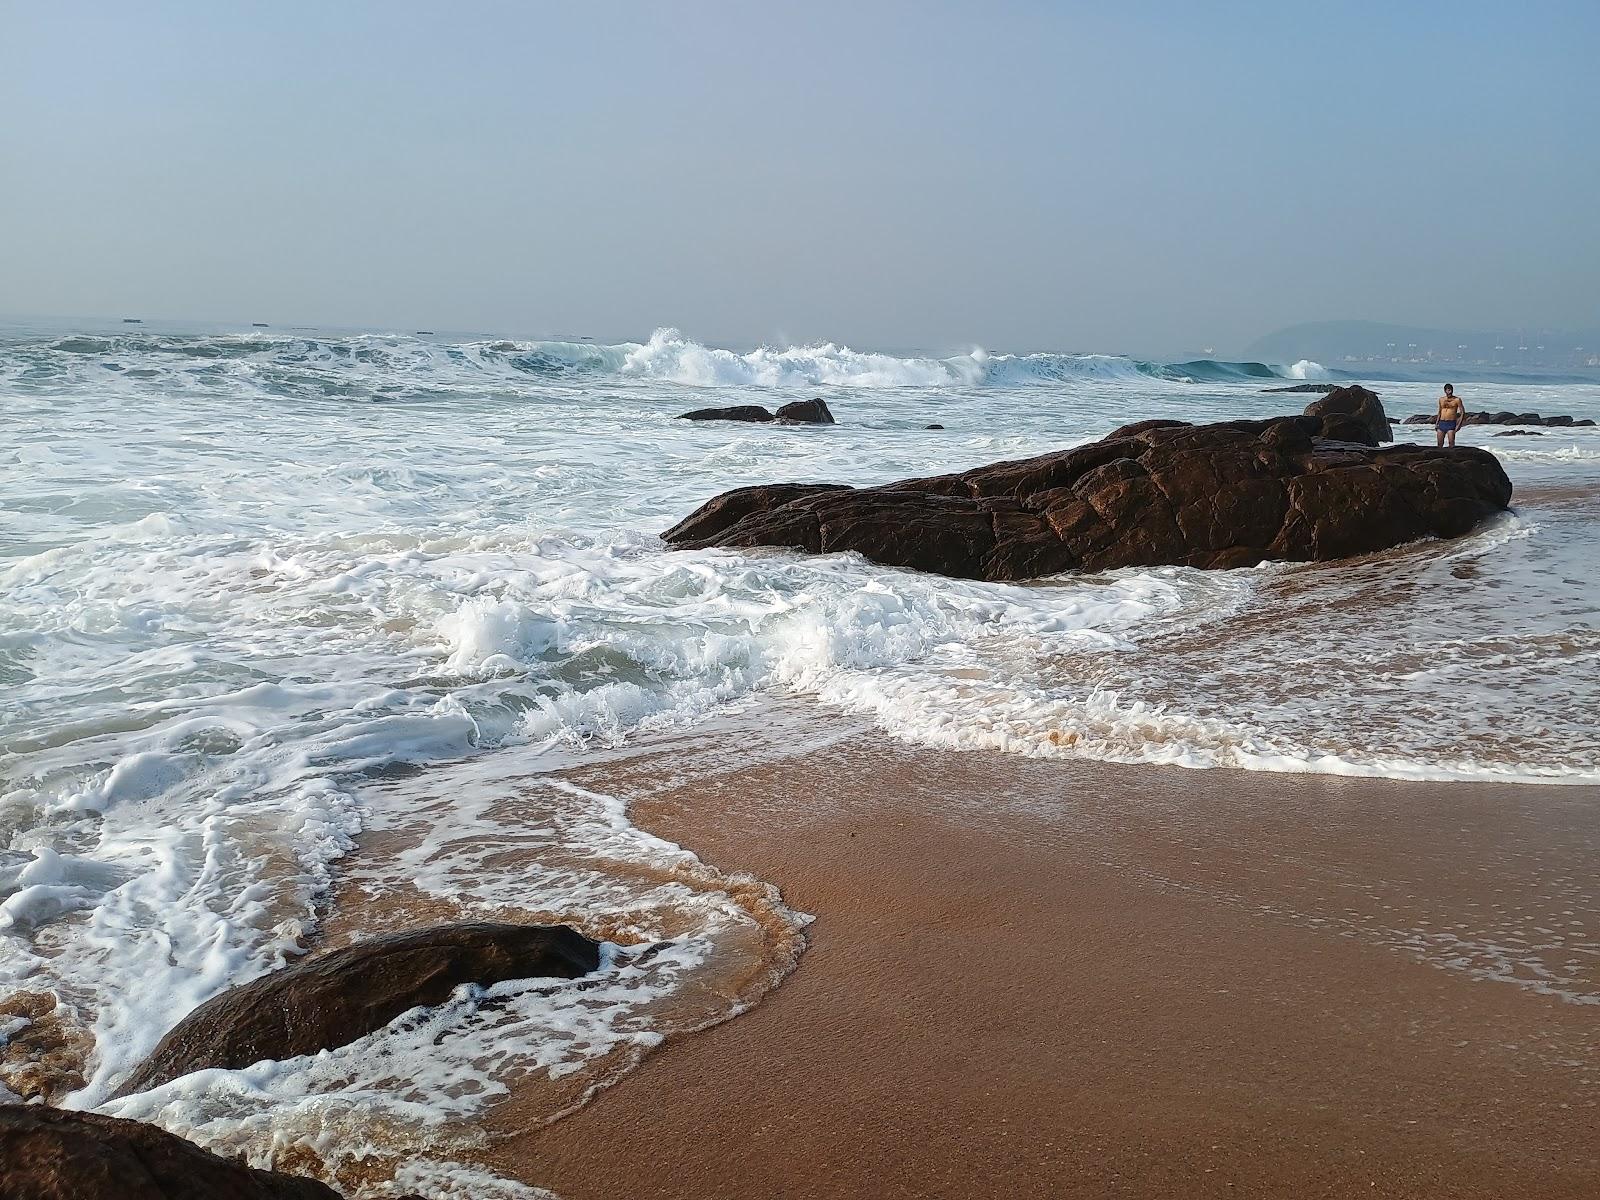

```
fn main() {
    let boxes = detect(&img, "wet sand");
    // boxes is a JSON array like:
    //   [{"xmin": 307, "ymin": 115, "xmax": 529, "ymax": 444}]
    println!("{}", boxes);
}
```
[{"xmin": 485, "ymin": 716, "xmax": 1600, "ymax": 1198}]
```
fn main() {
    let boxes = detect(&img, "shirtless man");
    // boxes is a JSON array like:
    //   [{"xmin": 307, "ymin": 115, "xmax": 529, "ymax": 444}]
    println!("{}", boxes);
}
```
[{"xmin": 1436, "ymin": 383, "xmax": 1466, "ymax": 447}]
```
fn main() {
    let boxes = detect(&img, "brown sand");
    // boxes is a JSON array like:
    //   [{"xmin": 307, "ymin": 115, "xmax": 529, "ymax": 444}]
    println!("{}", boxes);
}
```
[{"xmin": 484, "ymin": 720, "xmax": 1600, "ymax": 1198}]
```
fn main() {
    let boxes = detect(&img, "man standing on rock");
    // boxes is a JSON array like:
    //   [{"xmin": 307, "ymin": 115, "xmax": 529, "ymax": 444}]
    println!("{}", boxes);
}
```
[{"xmin": 1436, "ymin": 384, "xmax": 1467, "ymax": 447}]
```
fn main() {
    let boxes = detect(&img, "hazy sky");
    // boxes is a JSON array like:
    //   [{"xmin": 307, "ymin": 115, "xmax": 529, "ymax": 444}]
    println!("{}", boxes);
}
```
[{"xmin": 3, "ymin": 1, "xmax": 1596, "ymax": 354}]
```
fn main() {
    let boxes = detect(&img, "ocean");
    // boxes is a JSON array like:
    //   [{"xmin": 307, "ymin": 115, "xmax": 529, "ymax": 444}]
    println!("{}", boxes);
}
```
[{"xmin": 3, "ymin": 319, "xmax": 1598, "ymax": 1196}]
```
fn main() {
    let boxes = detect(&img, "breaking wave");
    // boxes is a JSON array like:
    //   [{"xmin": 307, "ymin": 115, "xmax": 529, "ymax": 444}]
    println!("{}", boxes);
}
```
[{"xmin": 11, "ymin": 326, "xmax": 1337, "ymax": 395}]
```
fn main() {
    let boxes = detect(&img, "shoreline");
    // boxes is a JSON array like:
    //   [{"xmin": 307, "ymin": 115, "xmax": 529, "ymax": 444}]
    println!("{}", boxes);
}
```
[{"xmin": 484, "ymin": 713, "xmax": 1600, "ymax": 1198}]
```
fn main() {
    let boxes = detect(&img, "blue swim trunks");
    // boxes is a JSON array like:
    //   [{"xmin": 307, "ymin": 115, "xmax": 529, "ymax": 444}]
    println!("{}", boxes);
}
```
[{"xmin": 1437, "ymin": 419, "xmax": 1458, "ymax": 432}]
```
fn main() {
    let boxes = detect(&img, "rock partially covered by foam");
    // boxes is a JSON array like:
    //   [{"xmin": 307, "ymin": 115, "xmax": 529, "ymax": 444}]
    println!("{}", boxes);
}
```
[
  {"xmin": 0, "ymin": 1106, "xmax": 342, "ymax": 1199},
  {"xmin": 663, "ymin": 414, "xmax": 1512, "ymax": 580},
  {"xmin": 116, "ymin": 923, "xmax": 601, "ymax": 1097},
  {"xmin": 1301, "ymin": 385, "xmax": 1392, "ymax": 444},
  {"xmin": 677, "ymin": 397, "xmax": 835, "ymax": 424}
]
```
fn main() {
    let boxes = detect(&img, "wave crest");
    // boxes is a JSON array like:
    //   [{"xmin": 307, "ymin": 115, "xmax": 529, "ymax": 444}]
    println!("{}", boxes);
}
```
[{"xmin": 13, "ymin": 327, "xmax": 1337, "ymax": 393}]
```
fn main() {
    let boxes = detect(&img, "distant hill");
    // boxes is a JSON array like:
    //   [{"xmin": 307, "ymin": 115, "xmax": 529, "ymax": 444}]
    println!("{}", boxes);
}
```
[{"xmin": 1245, "ymin": 321, "xmax": 1600, "ymax": 371}]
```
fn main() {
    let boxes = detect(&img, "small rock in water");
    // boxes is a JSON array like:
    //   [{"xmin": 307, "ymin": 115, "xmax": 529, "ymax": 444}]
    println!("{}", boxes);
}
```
[
  {"xmin": 925, "ymin": 423, "xmax": 945, "ymax": 430},
  {"xmin": 1493, "ymin": 429, "xmax": 1545, "ymax": 437},
  {"xmin": 773, "ymin": 397, "xmax": 835, "ymax": 424},
  {"xmin": 676, "ymin": 398, "xmax": 837, "ymax": 425},
  {"xmin": 117, "ymin": 922, "xmax": 601, "ymax": 1096},
  {"xmin": 677, "ymin": 404, "xmax": 777, "ymax": 423}
]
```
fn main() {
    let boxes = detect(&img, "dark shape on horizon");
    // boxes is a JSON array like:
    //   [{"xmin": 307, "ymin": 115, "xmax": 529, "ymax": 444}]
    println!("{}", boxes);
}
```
[
  {"xmin": 121, "ymin": 318, "xmax": 141, "ymax": 323},
  {"xmin": 252, "ymin": 322, "xmax": 269, "ymax": 328},
  {"xmin": 678, "ymin": 397, "xmax": 836, "ymax": 425},
  {"xmin": 0, "ymin": 1106, "xmax": 342, "ymax": 1199},
  {"xmin": 664, "ymin": 387, "xmax": 1512, "ymax": 581},
  {"xmin": 116, "ymin": 923, "xmax": 601, "ymax": 1098}
]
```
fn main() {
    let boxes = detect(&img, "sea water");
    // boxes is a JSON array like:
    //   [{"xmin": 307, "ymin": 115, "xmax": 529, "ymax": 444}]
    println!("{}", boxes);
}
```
[{"xmin": 2, "ymin": 319, "xmax": 1598, "ymax": 1194}]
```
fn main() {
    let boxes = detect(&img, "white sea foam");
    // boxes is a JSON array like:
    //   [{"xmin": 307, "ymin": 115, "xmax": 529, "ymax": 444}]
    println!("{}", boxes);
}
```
[{"xmin": 4, "ymin": 320, "xmax": 1599, "ymax": 1194}]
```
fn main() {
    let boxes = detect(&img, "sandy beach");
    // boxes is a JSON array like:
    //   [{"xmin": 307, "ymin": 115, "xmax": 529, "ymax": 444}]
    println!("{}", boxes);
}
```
[{"xmin": 486, "ymin": 711, "xmax": 1600, "ymax": 1199}]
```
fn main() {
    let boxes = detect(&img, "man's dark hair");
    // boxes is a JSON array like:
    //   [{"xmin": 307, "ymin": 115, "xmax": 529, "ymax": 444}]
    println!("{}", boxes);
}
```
[{"xmin": 1444, "ymin": 383, "xmax": 1455, "ymax": 393}]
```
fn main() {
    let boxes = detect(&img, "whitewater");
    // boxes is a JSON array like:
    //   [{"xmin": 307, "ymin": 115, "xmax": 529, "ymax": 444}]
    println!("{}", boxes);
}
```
[{"xmin": 3, "ymin": 319, "xmax": 1599, "ymax": 1196}]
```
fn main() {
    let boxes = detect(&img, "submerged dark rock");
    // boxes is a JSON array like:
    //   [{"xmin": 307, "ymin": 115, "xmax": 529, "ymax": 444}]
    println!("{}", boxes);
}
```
[
  {"xmin": 117, "ymin": 923, "xmax": 600, "ymax": 1097},
  {"xmin": 1261, "ymin": 382, "xmax": 1340, "ymax": 394},
  {"xmin": 677, "ymin": 405, "xmax": 776, "ymax": 423},
  {"xmin": 925, "ymin": 423, "xmax": 945, "ymax": 430},
  {"xmin": 1493, "ymin": 430, "xmax": 1545, "ymax": 437},
  {"xmin": 0, "ymin": 1106, "xmax": 342, "ymax": 1199},
  {"xmin": 663, "ymin": 413, "xmax": 1512, "ymax": 581},
  {"xmin": 677, "ymin": 397, "xmax": 836, "ymax": 425}
]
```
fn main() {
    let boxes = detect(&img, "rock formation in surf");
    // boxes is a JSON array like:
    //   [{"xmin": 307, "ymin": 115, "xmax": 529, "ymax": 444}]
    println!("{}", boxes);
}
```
[
  {"xmin": 1301, "ymin": 385, "xmax": 1392, "ymax": 444},
  {"xmin": 0, "ymin": 1106, "xmax": 344, "ymax": 1200},
  {"xmin": 663, "ymin": 392, "xmax": 1512, "ymax": 582},
  {"xmin": 116, "ymin": 923, "xmax": 601, "ymax": 1097},
  {"xmin": 1402, "ymin": 410, "xmax": 1595, "ymax": 427},
  {"xmin": 677, "ymin": 397, "xmax": 836, "ymax": 424}
]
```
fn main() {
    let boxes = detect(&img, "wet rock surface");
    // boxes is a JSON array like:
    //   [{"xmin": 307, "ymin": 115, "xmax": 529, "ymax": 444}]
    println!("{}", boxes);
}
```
[
  {"xmin": 774, "ymin": 397, "xmax": 835, "ymax": 424},
  {"xmin": 664, "ymin": 402, "xmax": 1512, "ymax": 581},
  {"xmin": 1301, "ymin": 385, "xmax": 1392, "ymax": 444},
  {"xmin": 117, "ymin": 923, "xmax": 601, "ymax": 1097},
  {"xmin": 0, "ymin": 1106, "xmax": 343, "ymax": 1200}
]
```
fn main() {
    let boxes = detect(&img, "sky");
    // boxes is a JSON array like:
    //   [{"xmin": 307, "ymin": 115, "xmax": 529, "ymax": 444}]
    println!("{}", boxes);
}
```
[{"xmin": 2, "ymin": 0, "xmax": 1597, "ymax": 356}]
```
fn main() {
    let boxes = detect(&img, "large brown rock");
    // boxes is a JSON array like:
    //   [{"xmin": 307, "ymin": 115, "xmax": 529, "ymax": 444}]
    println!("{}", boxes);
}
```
[
  {"xmin": 0, "ymin": 1106, "xmax": 341, "ymax": 1200},
  {"xmin": 117, "ymin": 923, "xmax": 600, "ymax": 1097},
  {"xmin": 1301, "ymin": 385, "xmax": 1391, "ymax": 444},
  {"xmin": 662, "ymin": 415, "xmax": 1513, "ymax": 581}
]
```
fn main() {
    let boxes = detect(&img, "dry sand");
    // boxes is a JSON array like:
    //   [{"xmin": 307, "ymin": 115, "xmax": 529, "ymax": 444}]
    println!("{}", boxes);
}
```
[{"xmin": 484, "ymin": 719, "xmax": 1600, "ymax": 1199}]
